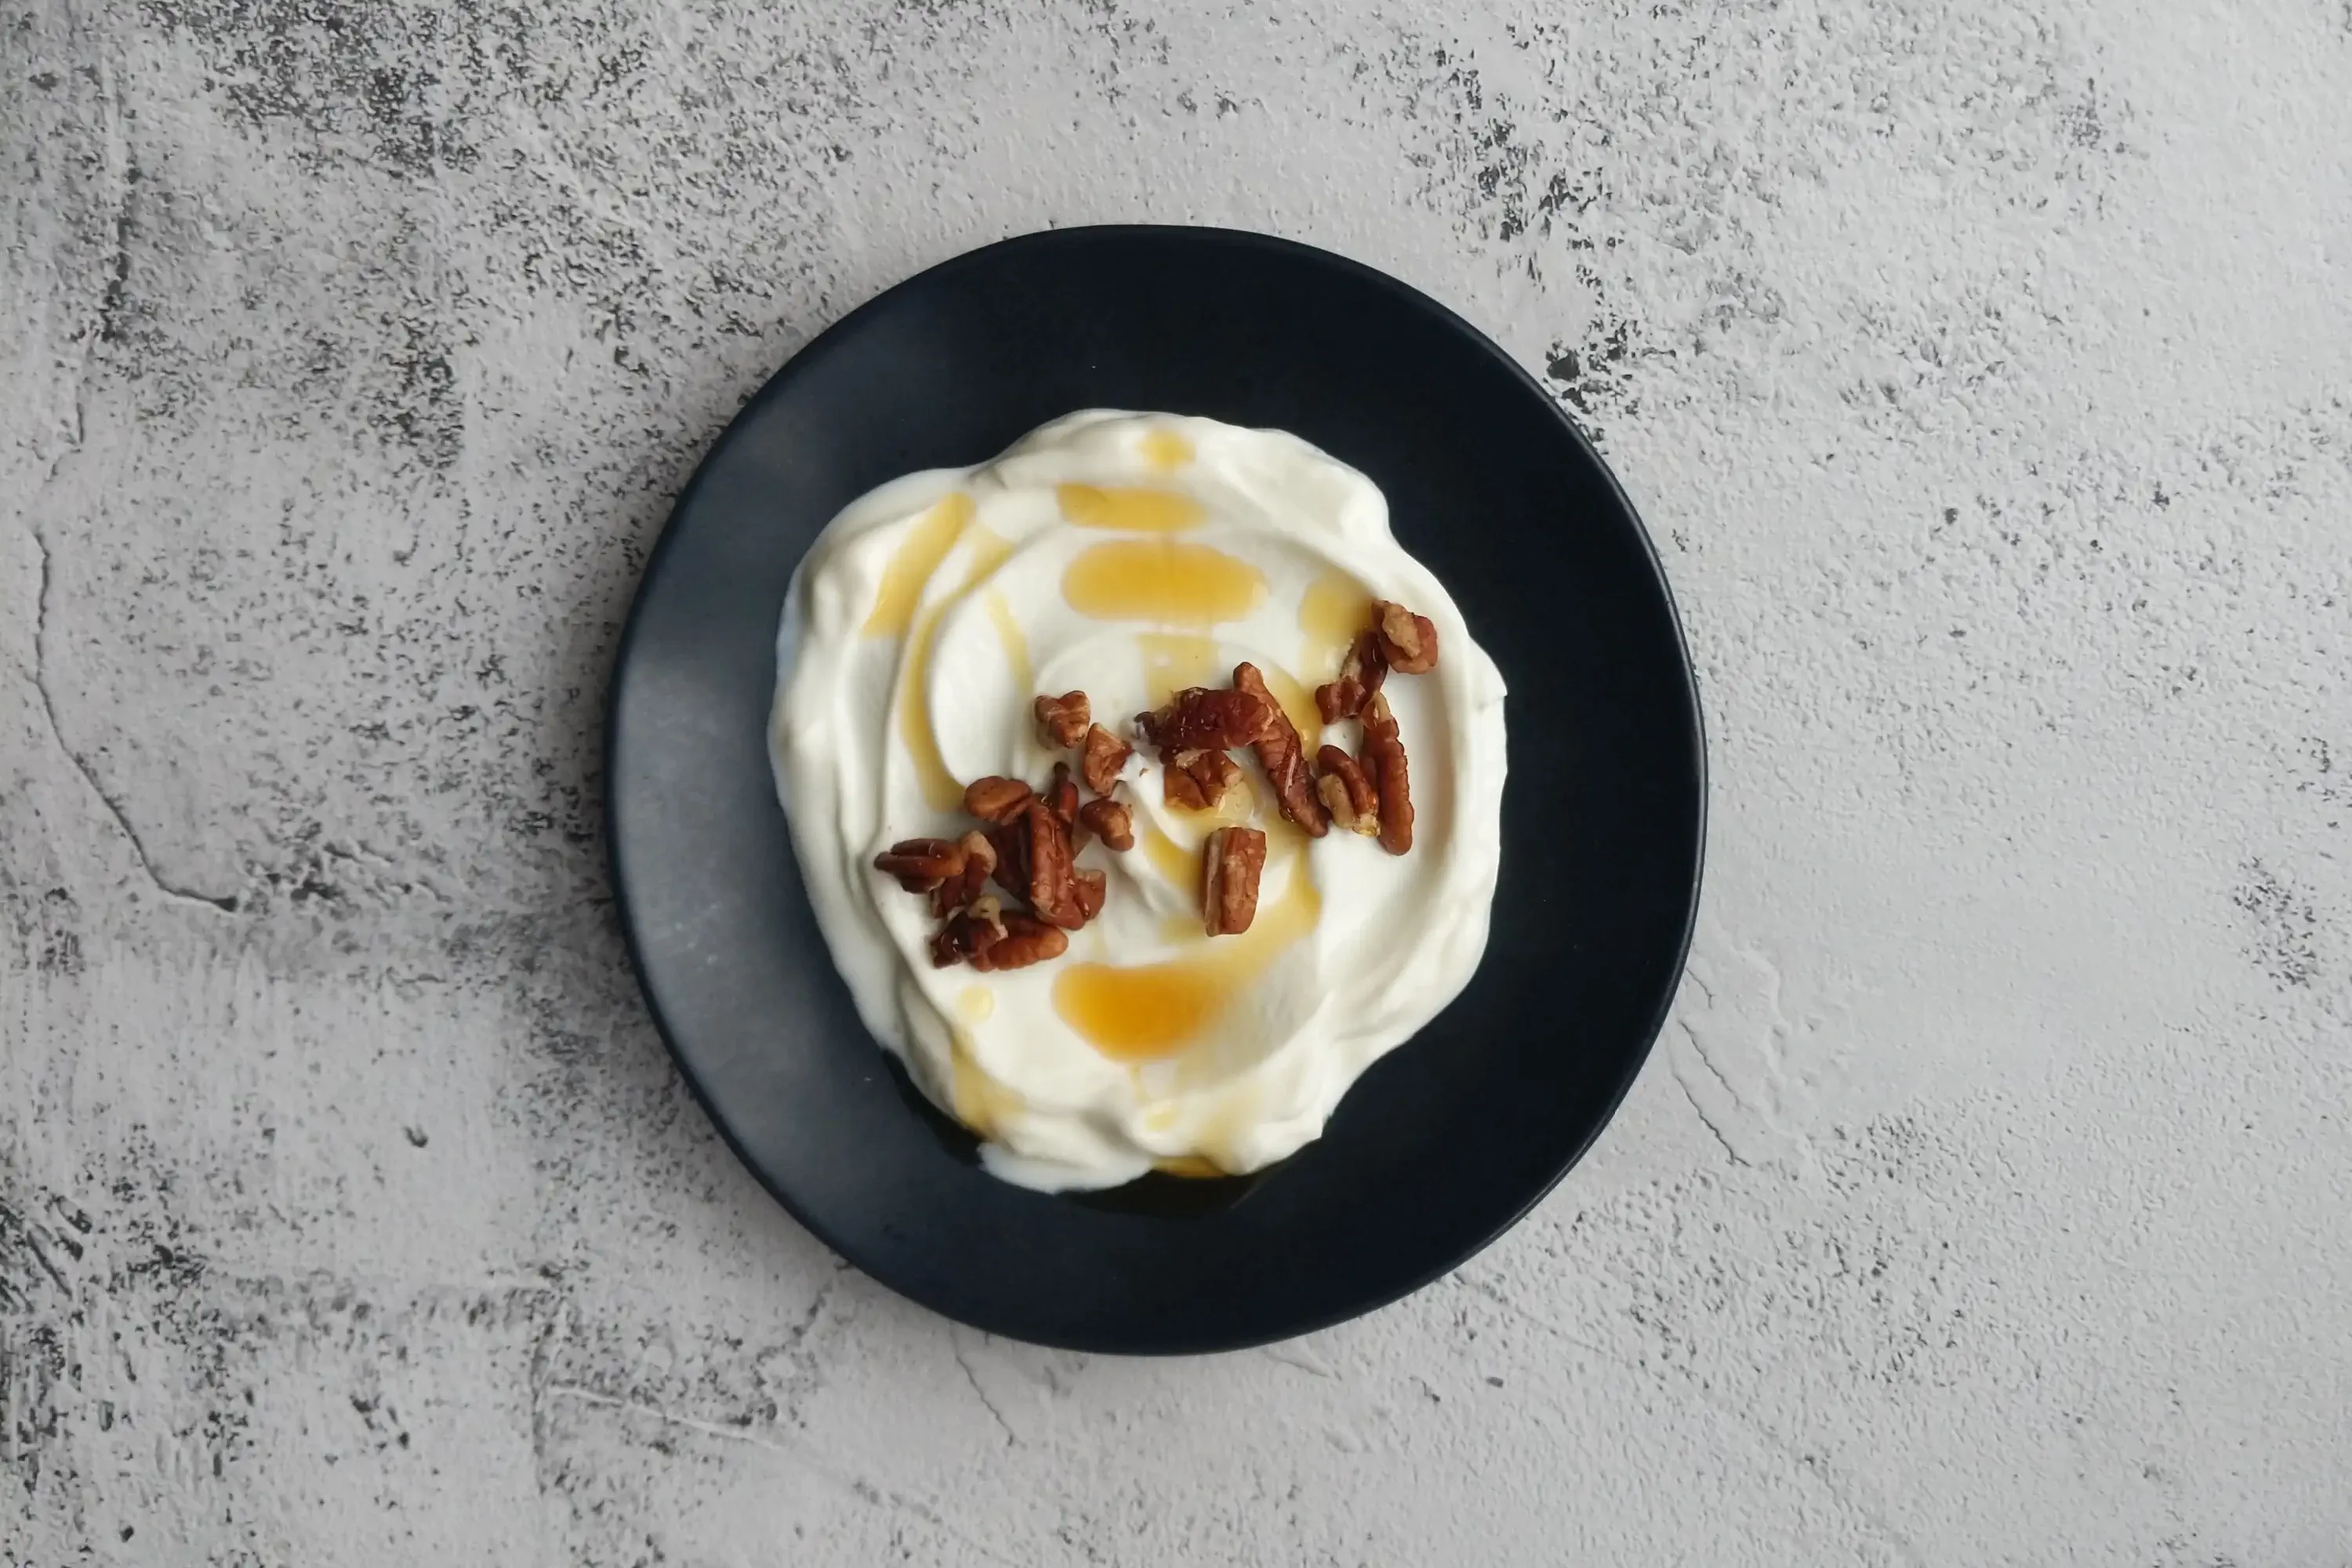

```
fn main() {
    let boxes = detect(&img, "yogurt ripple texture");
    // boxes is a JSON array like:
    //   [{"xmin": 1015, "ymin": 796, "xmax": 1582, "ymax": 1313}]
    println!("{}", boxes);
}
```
[{"xmin": 771, "ymin": 412, "xmax": 1508, "ymax": 1192}]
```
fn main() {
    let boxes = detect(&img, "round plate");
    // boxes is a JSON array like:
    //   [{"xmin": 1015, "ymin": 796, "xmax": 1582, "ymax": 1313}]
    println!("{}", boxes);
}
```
[{"xmin": 607, "ymin": 227, "xmax": 1704, "ymax": 1353}]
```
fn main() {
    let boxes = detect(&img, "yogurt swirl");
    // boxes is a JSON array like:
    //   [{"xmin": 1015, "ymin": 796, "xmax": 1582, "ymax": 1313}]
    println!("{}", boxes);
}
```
[{"xmin": 772, "ymin": 412, "xmax": 1506, "ymax": 1191}]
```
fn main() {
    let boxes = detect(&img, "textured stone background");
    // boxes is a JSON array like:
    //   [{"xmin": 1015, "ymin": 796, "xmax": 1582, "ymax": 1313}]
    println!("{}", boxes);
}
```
[{"xmin": 5, "ymin": 0, "xmax": 2350, "ymax": 1562}]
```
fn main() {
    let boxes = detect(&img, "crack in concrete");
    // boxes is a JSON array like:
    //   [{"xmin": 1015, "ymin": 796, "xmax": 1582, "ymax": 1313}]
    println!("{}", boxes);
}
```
[
  {"xmin": 548, "ymin": 1381, "xmax": 809, "ymax": 1460},
  {"xmin": 0, "ymin": 1198, "xmax": 73, "ymax": 1311},
  {"xmin": 1261, "ymin": 1340, "xmax": 1338, "ymax": 1379},
  {"xmin": 749, "ymin": 1270, "xmax": 847, "ymax": 1430},
  {"xmin": 1671, "ymin": 1021, "xmax": 1751, "ymax": 1167},
  {"xmin": 524, "ymin": 1295, "xmax": 575, "ymax": 1506},
  {"xmin": 952, "ymin": 1333, "xmax": 1018, "ymax": 1448},
  {"xmin": 95, "ymin": 178, "xmax": 133, "ymax": 346},
  {"xmin": 34, "ymin": 47, "xmax": 127, "ymax": 496},
  {"xmin": 27, "ymin": 530, "xmax": 241, "ymax": 914}
]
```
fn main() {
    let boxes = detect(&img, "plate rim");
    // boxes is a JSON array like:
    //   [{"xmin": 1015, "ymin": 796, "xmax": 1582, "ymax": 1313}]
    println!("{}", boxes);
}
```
[{"xmin": 604, "ymin": 223, "xmax": 1708, "ymax": 1352}]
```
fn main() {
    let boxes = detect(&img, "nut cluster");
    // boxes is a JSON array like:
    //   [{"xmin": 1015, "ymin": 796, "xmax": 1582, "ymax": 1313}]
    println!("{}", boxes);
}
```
[
  {"xmin": 1306, "ymin": 598, "xmax": 1434, "ymax": 855},
  {"xmin": 1135, "ymin": 596, "xmax": 1441, "ymax": 928},
  {"xmin": 872, "ymin": 691, "xmax": 1135, "ymax": 971},
  {"xmin": 871, "ymin": 597, "xmax": 1439, "ymax": 963}
]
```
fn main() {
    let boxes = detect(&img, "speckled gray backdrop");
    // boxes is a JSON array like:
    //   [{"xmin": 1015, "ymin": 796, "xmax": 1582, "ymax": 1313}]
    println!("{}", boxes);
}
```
[{"xmin": 5, "ymin": 0, "xmax": 2350, "ymax": 1562}]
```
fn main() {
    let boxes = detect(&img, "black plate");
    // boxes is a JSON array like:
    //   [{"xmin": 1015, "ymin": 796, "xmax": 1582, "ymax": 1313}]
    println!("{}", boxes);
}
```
[{"xmin": 606, "ymin": 227, "xmax": 1704, "ymax": 1353}]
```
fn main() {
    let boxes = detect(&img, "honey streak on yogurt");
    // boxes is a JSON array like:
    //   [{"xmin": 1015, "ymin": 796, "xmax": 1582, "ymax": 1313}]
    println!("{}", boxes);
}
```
[
  {"xmin": 1056, "ymin": 482, "xmax": 1205, "ymax": 532},
  {"xmin": 771, "ymin": 411, "xmax": 1508, "ymax": 1192},
  {"xmin": 1061, "ymin": 538, "xmax": 1268, "ymax": 624},
  {"xmin": 1051, "ymin": 850, "xmax": 1321, "ymax": 1061}
]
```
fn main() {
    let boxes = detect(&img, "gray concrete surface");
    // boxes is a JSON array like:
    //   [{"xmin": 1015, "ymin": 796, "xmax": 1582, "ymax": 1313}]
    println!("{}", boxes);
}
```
[{"xmin": 5, "ymin": 1, "xmax": 2350, "ymax": 1562}]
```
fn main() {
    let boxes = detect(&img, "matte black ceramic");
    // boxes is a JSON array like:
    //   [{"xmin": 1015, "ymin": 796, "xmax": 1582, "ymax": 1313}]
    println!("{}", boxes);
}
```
[{"xmin": 606, "ymin": 226, "xmax": 1704, "ymax": 1354}]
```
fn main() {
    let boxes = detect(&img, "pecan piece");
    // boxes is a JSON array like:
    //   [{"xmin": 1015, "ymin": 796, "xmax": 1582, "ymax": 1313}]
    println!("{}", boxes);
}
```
[
  {"xmin": 1371, "ymin": 600, "xmax": 1439, "ymax": 674},
  {"xmin": 1076, "ymin": 797, "xmax": 1134, "ymax": 850},
  {"xmin": 1034, "ymin": 690, "xmax": 1091, "ymax": 750},
  {"xmin": 964, "ymin": 775, "xmax": 1036, "ymax": 824},
  {"xmin": 1233, "ymin": 662, "xmax": 1327, "ymax": 837},
  {"xmin": 1015, "ymin": 800, "xmax": 1087, "ymax": 930},
  {"xmin": 928, "ymin": 829, "xmax": 1000, "ymax": 918},
  {"xmin": 1358, "ymin": 691, "xmax": 1414, "ymax": 855},
  {"xmin": 1138, "ymin": 686, "xmax": 1275, "ymax": 751},
  {"xmin": 986, "ymin": 819, "xmax": 1028, "ymax": 900},
  {"xmin": 927, "ymin": 923, "xmax": 969, "ymax": 968},
  {"xmin": 874, "ymin": 837, "xmax": 964, "ymax": 893},
  {"xmin": 1074, "ymin": 867, "xmax": 1108, "ymax": 924},
  {"xmin": 1314, "ymin": 630, "xmax": 1389, "ymax": 722},
  {"xmin": 1161, "ymin": 752, "xmax": 1209, "ymax": 811},
  {"xmin": 969, "ymin": 911, "xmax": 1070, "ymax": 971},
  {"xmin": 1080, "ymin": 724, "xmax": 1132, "ymax": 794},
  {"xmin": 1161, "ymin": 747, "xmax": 1242, "ymax": 811},
  {"xmin": 1194, "ymin": 751, "xmax": 1243, "ymax": 804},
  {"xmin": 1201, "ymin": 826, "xmax": 1266, "ymax": 937},
  {"xmin": 1047, "ymin": 761, "xmax": 1080, "ymax": 826},
  {"xmin": 1315, "ymin": 746, "xmax": 1380, "ymax": 837},
  {"xmin": 929, "ymin": 895, "xmax": 1009, "ymax": 968}
]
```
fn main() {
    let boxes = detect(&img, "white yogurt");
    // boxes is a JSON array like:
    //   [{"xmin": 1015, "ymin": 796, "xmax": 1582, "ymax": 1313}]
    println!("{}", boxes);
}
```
[{"xmin": 771, "ymin": 412, "xmax": 1507, "ymax": 1191}]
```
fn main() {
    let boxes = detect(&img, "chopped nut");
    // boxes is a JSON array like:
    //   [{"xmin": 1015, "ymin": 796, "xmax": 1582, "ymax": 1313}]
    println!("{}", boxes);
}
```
[
  {"xmin": 1196, "ymin": 750, "xmax": 1243, "ymax": 805},
  {"xmin": 1234, "ymin": 662, "xmax": 1328, "ymax": 837},
  {"xmin": 1015, "ymin": 800, "xmax": 1088, "ymax": 930},
  {"xmin": 1047, "ymin": 761, "xmax": 1080, "ymax": 826},
  {"xmin": 1138, "ymin": 685, "xmax": 1276, "ymax": 751},
  {"xmin": 985, "ymin": 819, "xmax": 1025, "ymax": 899},
  {"xmin": 927, "ymin": 897, "xmax": 1007, "ymax": 968},
  {"xmin": 874, "ymin": 837, "xmax": 964, "ymax": 893},
  {"xmin": 1034, "ymin": 690, "xmax": 1091, "ymax": 750},
  {"xmin": 928, "ymin": 829, "xmax": 1000, "ymax": 917},
  {"xmin": 964, "ymin": 775, "xmax": 1036, "ymax": 824},
  {"xmin": 1315, "ymin": 746, "xmax": 1380, "ymax": 836},
  {"xmin": 1074, "ymin": 867, "xmax": 1107, "ymax": 924},
  {"xmin": 969, "ymin": 912, "xmax": 1070, "ymax": 971},
  {"xmin": 1080, "ymin": 724, "xmax": 1132, "ymax": 794},
  {"xmin": 1359, "ymin": 691, "xmax": 1414, "ymax": 855},
  {"xmin": 1201, "ymin": 826, "xmax": 1267, "ymax": 937},
  {"xmin": 1371, "ymin": 600, "xmax": 1439, "ymax": 674},
  {"xmin": 1314, "ymin": 773, "xmax": 1355, "ymax": 832},
  {"xmin": 1161, "ymin": 747, "xmax": 1242, "ymax": 811},
  {"xmin": 1314, "ymin": 630, "xmax": 1389, "ymax": 722},
  {"xmin": 1161, "ymin": 753, "xmax": 1209, "ymax": 811},
  {"xmin": 1077, "ymin": 797, "xmax": 1135, "ymax": 851}
]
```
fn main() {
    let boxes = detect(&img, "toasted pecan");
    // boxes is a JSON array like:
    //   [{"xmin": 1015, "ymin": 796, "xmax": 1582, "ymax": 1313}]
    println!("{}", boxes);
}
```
[
  {"xmin": 1201, "ymin": 826, "xmax": 1266, "ymax": 937},
  {"xmin": 874, "ymin": 837, "xmax": 964, "ymax": 893},
  {"xmin": 985, "ymin": 819, "xmax": 1029, "ymax": 901},
  {"xmin": 1315, "ymin": 746, "xmax": 1380, "ymax": 837},
  {"xmin": 1359, "ymin": 691, "xmax": 1414, "ymax": 855},
  {"xmin": 929, "ymin": 896, "xmax": 1009, "ymax": 968},
  {"xmin": 928, "ymin": 829, "xmax": 1000, "ymax": 916},
  {"xmin": 1047, "ymin": 761, "xmax": 1080, "ymax": 826},
  {"xmin": 1371, "ymin": 601, "xmax": 1439, "ymax": 674},
  {"xmin": 1034, "ymin": 690, "xmax": 1091, "ymax": 750},
  {"xmin": 1076, "ymin": 797, "xmax": 1134, "ymax": 851},
  {"xmin": 1193, "ymin": 750, "xmax": 1243, "ymax": 807},
  {"xmin": 1016, "ymin": 800, "xmax": 1087, "ymax": 930},
  {"xmin": 1161, "ymin": 747, "xmax": 1243, "ymax": 811},
  {"xmin": 1080, "ymin": 724, "xmax": 1132, "ymax": 794},
  {"xmin": 1314, "ymin": 630, "xmax": 1389, "ymax": 723},
  {"xmin": 1160, "ymin": 753, "xmax": 1209, "ymax": 811},
  {"xmin": 964, "ymin": 775, "xmax": 1035, "ymax": 824},
  {"xmin": 1074, "ymin": 867, "xmax": 1108, "ymax": 924},
  {"xmin": 1138, "ymin": 686, "xmax": 1276, "ymax": 752},
  {"xmin": 1234, "ymin": 662, "xmax": 1327, "ymax": 837},
  {"xmin": 968, "ymin": 911, "xmax": 1070, "ymax": 971}
]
